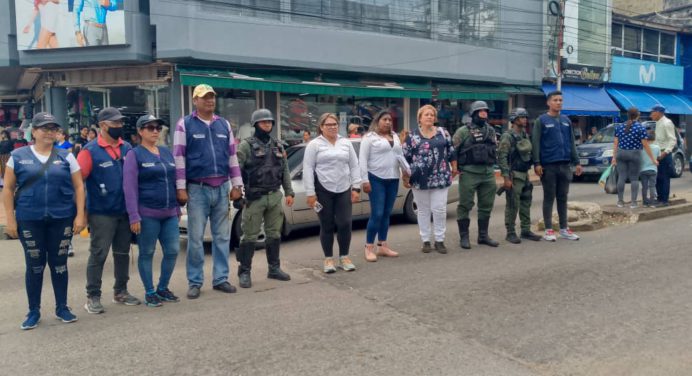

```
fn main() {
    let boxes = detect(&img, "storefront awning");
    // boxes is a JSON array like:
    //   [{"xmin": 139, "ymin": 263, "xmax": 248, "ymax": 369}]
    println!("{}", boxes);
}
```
[
  {"xmin": 605, "ymin": 86, "xmax": 692, "ymax": 115},
  {"xmin": 435, "ymin": 83, "xmax": 508, "ymax": 100},
  {"xmin": 178, "ymin": 67, "xmax": 432, "ymax": 99},
  {"xmin": 542, "ymin": 83, "xmax": 620, "ymax": 116}
]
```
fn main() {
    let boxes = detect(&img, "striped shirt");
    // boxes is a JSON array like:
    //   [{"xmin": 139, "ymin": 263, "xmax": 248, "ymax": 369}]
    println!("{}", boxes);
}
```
[{"xmin": 173, "ymin": 111, "xmax": 243, "ymax": 190}]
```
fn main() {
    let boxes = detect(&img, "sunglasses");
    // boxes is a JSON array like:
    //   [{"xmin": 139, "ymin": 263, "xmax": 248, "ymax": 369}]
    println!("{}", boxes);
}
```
[{"xmin": 142, "ymin": 125, "xmax": 163, "ymax": 132}]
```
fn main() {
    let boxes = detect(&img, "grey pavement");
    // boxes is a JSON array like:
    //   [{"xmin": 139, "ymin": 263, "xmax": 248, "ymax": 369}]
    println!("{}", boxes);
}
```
[{"xmin": 1, "ymin": 179, "xmax": 692, "ymax": 375}]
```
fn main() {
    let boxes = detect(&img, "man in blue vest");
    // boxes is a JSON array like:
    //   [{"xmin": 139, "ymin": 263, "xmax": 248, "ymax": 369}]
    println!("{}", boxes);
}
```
[
  {"xmin": 173, "ymin": 84, "xmax": 244, "ymax": 299},
  {"xmin": 77, "ymin": 107, "xmax": 140, "ymax": 313},
  {"xmin": 531, "ymin": 91, "xmax": 583, "ymax": 242}
]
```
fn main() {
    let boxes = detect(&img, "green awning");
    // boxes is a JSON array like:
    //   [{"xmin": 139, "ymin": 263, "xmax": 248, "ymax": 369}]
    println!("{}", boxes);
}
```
[
  {"xmin": 178, "ymin": 67, "xmax": 433, "ymax": 99},
  {"xmin": 435, "ymin": 83, "xmax": 508, "ymax": 100},
  {"xmin": 502, "ymin": 85, "xmax": 544, "ymax": 95}
]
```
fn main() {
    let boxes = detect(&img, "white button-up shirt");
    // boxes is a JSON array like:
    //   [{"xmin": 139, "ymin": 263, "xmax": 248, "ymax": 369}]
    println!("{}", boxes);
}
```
[
  {"xmin": 654, "ymin": 115, "xmax": 677, "ymax": 154},
  {"xmin": 303, "ymin": 135, "xmax": 361, "ymax": 196},
  {"xmin": 359, "ymin": 131, "xmax": 406, "ymax": 182}
]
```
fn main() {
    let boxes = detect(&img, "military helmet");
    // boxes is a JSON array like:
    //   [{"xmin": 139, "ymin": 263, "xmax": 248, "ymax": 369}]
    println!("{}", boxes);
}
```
[
  {"xmin": 469, "ymin": 101, "xmax": 489, "ymax": 115},
  {"xmin": 250, "ymin": 108, "xmax": 275, "ymax": 127},
  {"xmin": 509, "ymin": 107, "xmax": 529, "ymax": 122}
]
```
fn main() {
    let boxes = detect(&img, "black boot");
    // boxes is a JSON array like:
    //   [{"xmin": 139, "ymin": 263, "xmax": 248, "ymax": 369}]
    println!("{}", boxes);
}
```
[
  {"xmin": 478, "ymin": 218, "xmax": 499, "ymax": 247},
  {"xmin": 506, "ymin": 232, "xmax": 521, "ymax": 244},
  {"xmin": 237, "ymin": 242, "xmax": 255, "ymax": 288},
  {"xmin": 266, "ymin": 239, "xmax": 291, "ymax": 281},
  {"xmin": 520, "ymin": 230, "xmax": 542, "ymax": 241},
  {"xmin": 457, "ymin": 219, "xmax": 471, "ymax": 249}
]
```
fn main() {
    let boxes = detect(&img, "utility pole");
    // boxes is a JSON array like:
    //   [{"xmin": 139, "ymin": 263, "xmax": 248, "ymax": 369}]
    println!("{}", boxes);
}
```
[{"xmin": 556, "ymin": 0, "xmax": 566, "ymax": 91}]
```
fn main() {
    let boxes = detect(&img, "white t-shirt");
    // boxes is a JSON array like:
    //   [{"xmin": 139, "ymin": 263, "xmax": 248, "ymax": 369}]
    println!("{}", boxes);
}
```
[{"xmin": 7, "ymin": 146, "xmax": 81, "ymax": 174}]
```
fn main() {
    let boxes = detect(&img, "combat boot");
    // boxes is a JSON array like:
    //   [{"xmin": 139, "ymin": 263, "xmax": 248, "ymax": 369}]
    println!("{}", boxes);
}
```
[
  {"xmin": 520, "ymin": 230, "xmax": 542, "ymax": 241},
  {"xmin": 237, "ymin": 242, "xmax": 255, "ymax": 288},
  {"xmin": 266, "ymin": 239, "xmax": 291, "ymax": 281},
  {"xmin": 506, "ymin": 232, "xmax": 521, "ymax": 244},
  {"xmin": 457, "ymin": 219, "xmax": 471, "ymax": 249},
  {"xmin": 478, "ymin": 218, "xmax": 499, "ymax": 247}
]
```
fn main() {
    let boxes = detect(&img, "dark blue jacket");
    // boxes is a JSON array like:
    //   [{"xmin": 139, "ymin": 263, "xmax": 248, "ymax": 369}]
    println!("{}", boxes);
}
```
[
  {"xmin": 83, "ymin": 140, "xmax": 131, "ymax": 215},
  {"xmin": 536, "ymin": 113, "xmax": 575, "ymax": 165},
  {"xmin": 184, "ymin": 115, "xmax": 230, "ymax": 180},
  {"xmin": 133, "ymin": 146, "xmax": 177, "ymax": 210},
  {"xmin": 12, "ymin": 147, "xmax": 75, "ymax": 221}
]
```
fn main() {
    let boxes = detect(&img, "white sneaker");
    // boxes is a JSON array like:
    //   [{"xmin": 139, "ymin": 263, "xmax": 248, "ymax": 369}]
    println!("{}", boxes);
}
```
[
  {"xmin": 543, "ymin": 229, "xmax": 557, "ymax": 242},
  {"xmin": 559, "ymin": 228, "xmax": 580, "ymax": 241}
]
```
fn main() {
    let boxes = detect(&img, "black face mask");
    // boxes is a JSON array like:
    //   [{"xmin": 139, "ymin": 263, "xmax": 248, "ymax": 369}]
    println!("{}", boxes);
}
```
[
  {"xmin": 254, "ymin": 125, "xmax": 272, "ymax": 143},
  {"xmin": 107, "ymin": 126, "xmax": 124, "ymax": 140},
  {"xmin": 472, "ymin": 114, "xmax": 486, "ymax": 127}
]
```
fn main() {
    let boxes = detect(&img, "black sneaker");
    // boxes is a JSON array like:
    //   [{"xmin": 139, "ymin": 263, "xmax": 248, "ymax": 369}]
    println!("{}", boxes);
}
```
[
  {"xmin": 421, "ymin": 242, "xmax": 433, "ymax": 253},
  {"xmin": 212, "ymin": 282, "xmax": 237, "ymax": 294},
  {"xmin": 187, "ymin": 286, "xmax": 201, "ymax": 300},
  {"xmin": 145, "ymin": 293, "xmax": 163, "ymax": 307},
  {"xmin": 520, "ymin": 231, "xmax": 542, "ymax": 242},
  {"xmin": 156, "ymin": 289, "xmax": 180, "ymax": 303},
  {"xmin": 434, "ymin": 241, "xmax": 447, "ymax": 254}
]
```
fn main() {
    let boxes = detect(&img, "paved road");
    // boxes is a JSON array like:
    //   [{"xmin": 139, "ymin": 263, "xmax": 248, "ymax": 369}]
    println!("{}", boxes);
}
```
[{"xmin": 1, "ymin": 179, "xmax": 691, "ymax": 375}]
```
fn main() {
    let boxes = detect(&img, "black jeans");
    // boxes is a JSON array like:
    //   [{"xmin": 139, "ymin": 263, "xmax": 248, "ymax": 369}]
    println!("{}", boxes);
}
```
[
  {"xmin": 316, "ymin": 182, "xmax": 353, "ymax": 258},
  {"xmin": 656, "ymin": 153, "xmax": 673, "ymax": 203},
  {"xmin": 85, "ymin": 214, "xmax": 131, "ymax": 297},
  {"xmin": 540, "ymin": 163, "xmax": 572, "ymax": 230},
  {"xmin": 18, "ymin": 217, "xmax": 74, "ymax": 311}
]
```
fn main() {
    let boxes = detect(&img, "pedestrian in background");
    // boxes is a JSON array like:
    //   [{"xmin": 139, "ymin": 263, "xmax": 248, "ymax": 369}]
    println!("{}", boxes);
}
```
[
  {"xmin": 359, "ymin": 110, "xmax": 407, "ymax": 262},
  {"xmin": 2, "ymin": 112, "xmax": 86, "ymax": 330},
  {"xmin": 497, "ymin": 108, "xmax": 542, "ymax": 244},
  {"xmin": 403, "ymin": 105, "xmax": 456, "ymax": 254},
  {"xmin": 303, "ymin": 113, "xmax": 361, "ymax": 273},
  {"xmin": 173, "ymin": 84, "xmax": 244, "ymax": 299},
  {"xmin": 640, "ymin": 131, "xmax": 660, "ymax": 208},
  {"xmin": 78, "ymin": 107, "xmax": 140, "ymax": 314},
  {"xmin": 453, "ymin": 100, "xmax": 500, "ymax": 249},
  {"xmin": 650, "ymin": 105, "xmax": 676, "ymax": 207},
  {"xmin": 87, "ymin": 127, "xmax": 98, "ymax": 142},
  {"xmin": 612, "ymin": 107, "xmax": 657, "ymax": 209},
  {"xmin": 55, "ymin": 128, "xmax": 73, "ymax": 152},
  {"xmin": 0, "ymin": 130, "xmax": 13, "ymax": 187},
  {"xmin": 123, "ymin": 115, "xmax": 181, "ymax": 307},
  {"xmin": 236, "ymin": 109, "xmax": 294, "ymax": 288},
  {"xmin": 532, "ymin": 91, "xmax": 582, "ymax": 241}
]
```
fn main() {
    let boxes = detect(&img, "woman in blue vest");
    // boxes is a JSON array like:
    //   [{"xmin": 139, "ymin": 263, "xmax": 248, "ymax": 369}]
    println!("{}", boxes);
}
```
[
  {"xmin": 2, "ymin": 112, "xmax": 86, "ymax": 330},
  {"xmin": 123, "ymin": 115, "xmax": 181, "ymax": 307}
]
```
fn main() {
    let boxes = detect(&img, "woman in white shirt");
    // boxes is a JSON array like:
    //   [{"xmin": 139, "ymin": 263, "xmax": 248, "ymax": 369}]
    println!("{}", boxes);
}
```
[
  {"xmin": 359, "ymin": 110, "xmax": 408, "ymax": 262},
  {"xmin": 303, "ymin": 113, "xmax": 362, "ymax": 273}
]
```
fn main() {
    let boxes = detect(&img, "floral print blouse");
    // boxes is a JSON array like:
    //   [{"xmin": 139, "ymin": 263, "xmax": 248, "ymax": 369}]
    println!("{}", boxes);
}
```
[{"xmin": 403, "ymin": 127, "xmax": 455, "ymax": 190}]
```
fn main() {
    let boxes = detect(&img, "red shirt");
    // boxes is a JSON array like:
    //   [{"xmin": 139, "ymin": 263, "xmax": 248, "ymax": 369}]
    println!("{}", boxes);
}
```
[{"xmin": 76, "ymin": 135, "xmax": 124, "ymax": 179}]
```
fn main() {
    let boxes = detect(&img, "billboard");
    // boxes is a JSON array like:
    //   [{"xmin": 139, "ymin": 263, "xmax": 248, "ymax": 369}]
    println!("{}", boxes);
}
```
[
  {"xmin": 15, "ymin": 0, "xmax": 126, "ymax": 50},
  {"xmin": 610, "ymin": 56, "xmax": 684, "ymax": 91}
]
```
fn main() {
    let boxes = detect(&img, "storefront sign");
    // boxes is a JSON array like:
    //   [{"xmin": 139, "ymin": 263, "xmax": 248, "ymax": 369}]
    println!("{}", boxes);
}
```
[
  {"xmin": 562, "ymin": 63, "xmax": 605, "ymax": 83},
  {"xmin": 610, "ymin": 56, "xmax": 683, "ymax": 91},
  {"xmin": 15, "ymin": 0, "xmax": 126, "ymax": 50}
]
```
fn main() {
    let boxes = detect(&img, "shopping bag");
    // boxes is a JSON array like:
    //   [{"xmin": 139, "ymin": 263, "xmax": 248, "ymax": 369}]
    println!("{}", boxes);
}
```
[{"xmin": 604, "ymin": 166, "xmax": 618, "ymax": 194}]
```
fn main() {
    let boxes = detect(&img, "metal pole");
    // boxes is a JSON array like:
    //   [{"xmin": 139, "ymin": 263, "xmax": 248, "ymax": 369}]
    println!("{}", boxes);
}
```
[{"xmin": 557, "ymin": 0, "xmax": 565, "ymax": 91}]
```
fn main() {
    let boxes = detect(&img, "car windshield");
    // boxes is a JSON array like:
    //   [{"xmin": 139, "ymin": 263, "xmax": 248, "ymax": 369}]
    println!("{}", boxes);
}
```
[{"xmin": 587, "ymin": 126, "xmax": 616, "ymax": 144}]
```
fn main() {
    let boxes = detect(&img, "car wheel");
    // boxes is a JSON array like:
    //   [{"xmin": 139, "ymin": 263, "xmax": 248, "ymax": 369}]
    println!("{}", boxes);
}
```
[
  {"xmin": 673, "ymin": 154, "xmax": 684, "ymax": 178},
  {"xmin": 403, "ymin": 191, "xmax": 418, "ymax": 223}
]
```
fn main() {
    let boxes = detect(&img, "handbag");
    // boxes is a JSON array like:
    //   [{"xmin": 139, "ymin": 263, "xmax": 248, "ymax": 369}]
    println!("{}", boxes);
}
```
[
  {"xmin": 598, "ymin": 165, "xmax": 612, "ymax": 188},
  {"xmin": 604, "ymin": 165, "xmax": 618, "ymax": 194}
]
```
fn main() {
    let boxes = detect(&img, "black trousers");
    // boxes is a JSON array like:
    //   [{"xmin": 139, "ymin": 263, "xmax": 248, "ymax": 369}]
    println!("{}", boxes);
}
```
[
  {"xmin": 316, "ymin": 181, "xmax": 352, "ymax": 258},
  {"xmin": 540, "ymin": 162, "xmax": 572, "ymax": 230}
]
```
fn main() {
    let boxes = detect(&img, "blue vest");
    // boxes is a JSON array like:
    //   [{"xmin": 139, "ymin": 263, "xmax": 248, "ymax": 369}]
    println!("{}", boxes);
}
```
[
  {"xmin": 83, "ymin": 140, "xmax": 131, "ymax": 215},
  {"xmin": 538, "ymin": 113, "xmax": 573, "ymax": 164},
  {"xmin": 12, "ymin": 147, "xmax": 75, "ymax": 221},
  {"xmin": 184, "ymin": 115, "xmax": 230, "ymax": 180},
  {"xmin": 133, "ymin": 146, "xmax": 178, "ymax": 210}
]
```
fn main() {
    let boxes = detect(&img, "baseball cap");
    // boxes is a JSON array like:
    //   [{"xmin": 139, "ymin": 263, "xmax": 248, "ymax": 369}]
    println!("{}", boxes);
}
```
[
  {"xmin": 136, "ymin": 114, "xmax": 165, "ymax": 128},
  {"xmin": 97, "ymin": 107, "xmax": 126, "ymax": 122},
  {"xmin": 32, "ymin": 112, "xmax": 61, "ymax": 128},
  {"xmin": 650, "ymin": 104, "xmax": 666, "ymax": 113},
  {"xmin": 193, "ymin": 84, "xmax": 216, "ymax": 98}
]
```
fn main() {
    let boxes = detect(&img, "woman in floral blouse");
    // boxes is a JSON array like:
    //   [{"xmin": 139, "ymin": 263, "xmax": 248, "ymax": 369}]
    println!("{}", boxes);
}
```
[{"xmin": 403, "ymin": 105, "xmax": 457, "ymax": 254}]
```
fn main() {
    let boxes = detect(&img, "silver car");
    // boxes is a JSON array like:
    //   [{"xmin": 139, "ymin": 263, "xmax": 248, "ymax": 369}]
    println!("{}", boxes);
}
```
[{"xmin": 179, "ymin": 139, "xmax": 460, "ymax": 249}]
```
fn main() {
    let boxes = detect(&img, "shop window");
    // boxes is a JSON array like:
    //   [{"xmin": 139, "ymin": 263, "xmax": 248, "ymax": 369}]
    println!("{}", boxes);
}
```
[
  {"xmin": 279, "ymin": 93, "xmax": 403, "ymax": 146},
  {"xmin": 623, "ymin": 25, "xmax": 641, "ymax": 54},
  {"xmin": 643, "ymin": 29, "xmax": 659, "ymax": 56},
  {"xmin": 214, "ymin": 89, "xmax": 257, "ymax": 141},
  {"xmin": 611, "ymin": 23, "xmax": 622, "ymax": 49},
  {"xmin": 660, "ymin": 33, "xmax": 675, "ymax": 57}
]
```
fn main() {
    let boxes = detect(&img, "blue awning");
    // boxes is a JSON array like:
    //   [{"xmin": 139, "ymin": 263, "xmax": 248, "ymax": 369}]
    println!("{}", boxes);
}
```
[
  {"xmin": 542, "ymin": 83, "xmax": 620, "ymax": 116},
  {"xmin": 605, "ymin": 86, "xmax": 692, "ymax": 115}
]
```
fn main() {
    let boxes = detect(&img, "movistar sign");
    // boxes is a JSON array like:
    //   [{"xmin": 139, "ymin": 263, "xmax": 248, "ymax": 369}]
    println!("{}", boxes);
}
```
[{"xmin": 611, "ymin": 56, "xmax": 682, "ymax": 90}]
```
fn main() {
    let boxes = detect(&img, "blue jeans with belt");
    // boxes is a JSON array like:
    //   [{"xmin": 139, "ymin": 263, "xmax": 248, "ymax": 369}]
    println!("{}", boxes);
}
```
[
  {"xmin": 17, "ymin": 217, "xmax": 74, "ymax": 312},
  {"xmin": 137, "ymin": 216, "xmax": 180, "ymax": 295},
  {"xmin": 186, "ymin": 181, "xmax": 231, "ymax": 288},
  {"xmin": 365, "ymin": 173, "xmax": 399, "ymax": 244}
]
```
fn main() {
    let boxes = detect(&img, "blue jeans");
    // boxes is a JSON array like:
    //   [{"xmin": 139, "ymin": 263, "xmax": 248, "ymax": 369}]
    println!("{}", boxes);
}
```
[
  {"xmin": 186, "ymin": 181, "xmax": 231, "ymax": 287},
  {"xmin": 17, "ymin": 217, "xmax": 74, "ymax": 311},
  {"xmin": 137, "ymin": 216, "xmax": 180, "ymax": 295},
  {"xmin": 365, "ymin": 173, "xmax": 399, "ymax": 244}
]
